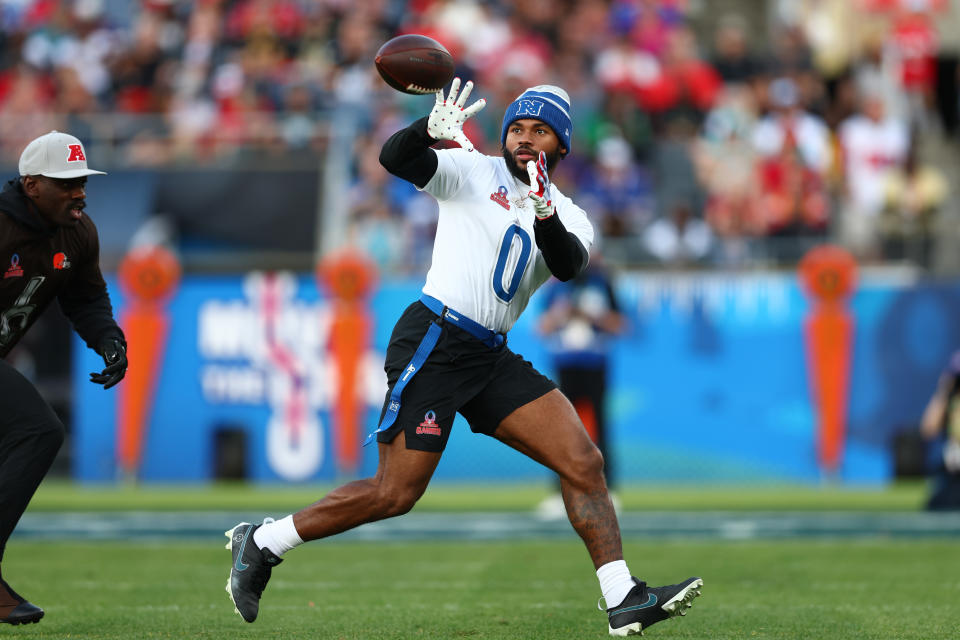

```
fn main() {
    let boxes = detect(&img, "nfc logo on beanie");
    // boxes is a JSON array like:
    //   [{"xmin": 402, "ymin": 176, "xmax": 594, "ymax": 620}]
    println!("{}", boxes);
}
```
[{"xmin": 515, "ymin": 100, "xmax": 543, "ymax": 117}]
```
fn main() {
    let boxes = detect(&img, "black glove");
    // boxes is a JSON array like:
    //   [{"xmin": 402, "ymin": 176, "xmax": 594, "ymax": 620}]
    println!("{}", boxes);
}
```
[{"xmin": 90, "ymin": 336, "xmax": 127, "ymax": 390}]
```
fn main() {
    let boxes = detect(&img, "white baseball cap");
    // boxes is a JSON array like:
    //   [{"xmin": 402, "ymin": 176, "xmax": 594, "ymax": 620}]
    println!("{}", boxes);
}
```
[{"xmin": 19, "ymin": 131, "xmax": 107, "ymax": 179}]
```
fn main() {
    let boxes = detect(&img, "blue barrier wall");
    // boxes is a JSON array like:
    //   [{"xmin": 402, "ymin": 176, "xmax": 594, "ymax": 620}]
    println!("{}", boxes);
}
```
[{"xmin": 73, "ymin": 271, "xmax": 960, "ymax": 485}]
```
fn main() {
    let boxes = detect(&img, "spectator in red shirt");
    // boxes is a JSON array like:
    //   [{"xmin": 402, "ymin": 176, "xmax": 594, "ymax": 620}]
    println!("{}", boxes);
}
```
[
  {"xmin": 889, "ymin": 0, "xmax": 939, "ymax": 130},
  {"xmin": 636, "ymin": 24, "xmax": 722, "ymax": 123},
  {"xmin": 757, "ymin": 130, "xmax": 829, "ymax": 237}
]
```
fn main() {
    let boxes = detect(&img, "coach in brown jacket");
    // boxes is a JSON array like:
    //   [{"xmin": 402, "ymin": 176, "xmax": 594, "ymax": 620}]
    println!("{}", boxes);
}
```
[{"xmin": 0, "ymin": 131, "xmax": 127, "ymax": 625}]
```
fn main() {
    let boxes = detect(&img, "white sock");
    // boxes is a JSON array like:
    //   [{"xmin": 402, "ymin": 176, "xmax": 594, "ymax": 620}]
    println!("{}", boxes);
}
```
[
  {"xmin": 253, "ymin": 515, "xmax": 303, "ymax": 556},
  {"xmin": 596, "ymin": 560, "xmax": 635, "ymax": 608}
]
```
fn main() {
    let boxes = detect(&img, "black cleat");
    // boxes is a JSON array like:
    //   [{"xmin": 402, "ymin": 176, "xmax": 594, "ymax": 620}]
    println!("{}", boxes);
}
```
[
  {"xmin": 605, "ymin": 576, "xmax": 702, "ymax": 636},
  {"xmin": 224, "ymin": 520, "xmax": 282, "ymax": 622},
  {"xmin": 0, "ymin": 578, "xmax": 44, "ymax": 625}
]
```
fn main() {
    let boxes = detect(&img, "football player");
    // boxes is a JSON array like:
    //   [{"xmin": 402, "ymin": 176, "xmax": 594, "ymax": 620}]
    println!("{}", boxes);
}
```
[{"xmin": 226, "ymin": 80, "xmax": 701, "ymax": 636}]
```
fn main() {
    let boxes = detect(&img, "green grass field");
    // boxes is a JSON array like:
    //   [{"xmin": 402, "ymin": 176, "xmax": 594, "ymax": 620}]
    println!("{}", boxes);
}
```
[
  {"xmin": 28, "ymin": 479, "xmax": 933, "ymax": 512},
  {"xmin": 8, "ymin": 481, "xmax": 958, "ymax": 639},
  {"xmin": 4, "ymin": 539, "xmax": 958, "ymax": 639}
]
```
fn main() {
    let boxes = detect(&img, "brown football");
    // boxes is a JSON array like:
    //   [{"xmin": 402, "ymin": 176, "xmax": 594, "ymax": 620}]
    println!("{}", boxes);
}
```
[{"xmin": 374, "ymin": 34, "xmax": 455, "ymax": 95}]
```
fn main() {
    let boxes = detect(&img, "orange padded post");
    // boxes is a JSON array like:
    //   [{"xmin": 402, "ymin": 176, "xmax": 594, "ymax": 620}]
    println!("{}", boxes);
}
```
[
  {"xmin": 798, "ymin": 245, "xmax": 857, "ymax": 476},
  {"xmin": 317, "ymin": 251, "xmax": 376, "ymax": 476},
  {"xmin": 115, "ymin": 245, "xmax": 180, "ymax": 480}
]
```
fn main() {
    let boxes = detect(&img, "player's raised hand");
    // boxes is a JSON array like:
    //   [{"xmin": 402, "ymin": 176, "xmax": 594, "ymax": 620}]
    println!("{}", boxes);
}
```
[
  {"xmin": 526, "ymin": 151, "xmax": 554, "ymax": 219},
  {"xmin": 427, "ymin": 77, "xmax": 486, "ymax": 152}
]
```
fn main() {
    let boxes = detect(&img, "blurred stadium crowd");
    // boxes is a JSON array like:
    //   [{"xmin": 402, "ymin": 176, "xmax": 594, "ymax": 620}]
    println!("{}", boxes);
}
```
[{"xmin": 0, "ymin": 0, "xmax": 958, "ymax": 270}]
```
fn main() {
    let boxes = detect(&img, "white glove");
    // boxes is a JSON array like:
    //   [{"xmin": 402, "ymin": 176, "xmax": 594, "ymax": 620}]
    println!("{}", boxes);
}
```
[
  {"xmin": 526, "ymin": 150, "xmax": 555, "ymax": 219},
  {"xmin": 427, "ymin": 77, "xmax": 486, "ymax": 152}
]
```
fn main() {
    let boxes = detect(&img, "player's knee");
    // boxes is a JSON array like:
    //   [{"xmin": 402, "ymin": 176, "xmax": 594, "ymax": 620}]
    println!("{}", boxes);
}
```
[
  {"xmin": 380, "ymin": 491, "xmax": 419, "ymax": 517},
  {"xmin": 567, "ymin": 442, "xmax": 605, "ymax": 486},
  {"xmin": 375, "ymin": 482, "xmax": 425, "ymax": 517},
  {"xmin": 584, "ymin": 444, "xmax": 606, "ymax": 480},
  {"xmin": 37, "ymin": 416, "xmax": 66, "ymax": 451}
]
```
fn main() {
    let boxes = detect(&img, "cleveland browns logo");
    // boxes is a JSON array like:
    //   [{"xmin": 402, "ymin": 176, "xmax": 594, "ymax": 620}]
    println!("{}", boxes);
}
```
[{"xmin": 53, "ymin": 252, "xmax": 71, "ymax": 270}]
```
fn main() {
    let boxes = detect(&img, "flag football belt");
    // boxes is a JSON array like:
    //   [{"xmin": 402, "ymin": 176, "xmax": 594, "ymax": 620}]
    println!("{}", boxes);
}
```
[
  {"xmin": 418, "ymin": 294, "xmax": 506, "ymax": 350},
  {"xmin": 363, "ymin": 295, "xmax": 506, "ymax": 447}
]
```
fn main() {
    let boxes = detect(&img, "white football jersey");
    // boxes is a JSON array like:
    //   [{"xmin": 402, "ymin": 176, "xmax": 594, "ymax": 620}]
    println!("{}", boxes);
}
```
[
  {"xmin": 419, "ymin": 148, "xmax": 594, "ymax": 333},
  {"xmin": 838, "ymin": 114, "xmax": 908, "ymax": 215}
]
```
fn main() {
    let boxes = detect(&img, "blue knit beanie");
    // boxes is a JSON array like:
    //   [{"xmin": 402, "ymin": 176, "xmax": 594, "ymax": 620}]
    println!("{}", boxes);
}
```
[{"xmin": 500, "ymin": 85, "xmax": 572, "ymax": 155}]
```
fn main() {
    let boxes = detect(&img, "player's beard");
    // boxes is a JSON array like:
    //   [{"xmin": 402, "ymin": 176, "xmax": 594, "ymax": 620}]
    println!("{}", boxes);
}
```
[{"xmin": 501, "ymin": 146, "xmax": 562, "ymax": 184}]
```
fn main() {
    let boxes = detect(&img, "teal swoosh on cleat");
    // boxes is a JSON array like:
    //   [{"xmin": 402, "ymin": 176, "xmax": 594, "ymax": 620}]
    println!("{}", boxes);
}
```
[
  {"xmin": 610, "ymin": 593, "xmax": 657, "ymax": 614},
  {"xmin": 233, "ymin": 528, "xmax": 251, "ymax": 572}
]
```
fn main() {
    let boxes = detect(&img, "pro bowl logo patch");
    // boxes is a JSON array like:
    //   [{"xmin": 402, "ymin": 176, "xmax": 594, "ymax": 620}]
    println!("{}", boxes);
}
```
[
  {"xmin": 490, "ymin": 185, "xmax": 510, "ymax": 211},
  {"xmin": 53, "ymin": 252, "xmax": 71, "ymax": 270},
  {"xmin": 4, "ymin": 253, "xmax": 23, "ymax": 279},
  {"xmin": 416, "ymin": 410, "xmax": 442, "ymax": 436}
]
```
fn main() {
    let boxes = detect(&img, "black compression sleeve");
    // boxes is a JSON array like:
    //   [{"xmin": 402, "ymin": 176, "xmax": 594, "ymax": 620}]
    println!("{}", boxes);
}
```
[
  {"xmin": 534, "ymin": 214, "xmax": 588, "ymax": 281},
  {"xmin": 58, "ymin": 288, "xmax": 124, "ymax": 352},
  {"xmin": 378, "ymin": 116, "xmax": 439, "ymax": 188}
]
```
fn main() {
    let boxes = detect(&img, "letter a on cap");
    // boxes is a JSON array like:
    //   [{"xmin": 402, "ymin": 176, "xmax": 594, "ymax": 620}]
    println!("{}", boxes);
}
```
[{"xmin": 67, "ymin": 144, "xmax": 86, "ymax": 162}]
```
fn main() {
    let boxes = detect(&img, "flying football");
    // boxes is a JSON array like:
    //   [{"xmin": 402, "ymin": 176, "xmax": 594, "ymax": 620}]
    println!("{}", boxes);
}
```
[{"xmin": 374, "ymin": 34, "xmax": 455, "ymax": 95}]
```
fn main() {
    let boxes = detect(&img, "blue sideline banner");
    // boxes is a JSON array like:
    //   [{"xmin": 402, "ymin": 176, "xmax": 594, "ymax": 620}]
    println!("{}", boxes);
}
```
[{"xmin": 72, "ymin": 271, "xmax": 960, "ymax": 485}]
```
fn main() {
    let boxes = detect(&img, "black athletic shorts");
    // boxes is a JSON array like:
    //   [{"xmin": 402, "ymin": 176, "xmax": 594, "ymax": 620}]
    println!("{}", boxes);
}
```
[{"xmin": 376, "ymin": 301, "xmax": 557, "ymax": 452}]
